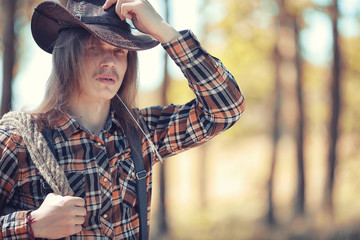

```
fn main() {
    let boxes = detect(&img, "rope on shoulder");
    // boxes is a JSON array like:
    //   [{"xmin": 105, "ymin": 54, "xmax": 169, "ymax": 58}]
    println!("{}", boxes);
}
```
[{"xmin": 0, "ymin": 111, "xmax": 74, "ymax": 196}]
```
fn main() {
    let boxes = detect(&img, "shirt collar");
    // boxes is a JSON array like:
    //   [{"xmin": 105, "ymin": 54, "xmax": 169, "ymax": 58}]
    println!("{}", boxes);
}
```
[{"xmin": 48, "ymin": 109, "xmax": 123, "ymax": 140}]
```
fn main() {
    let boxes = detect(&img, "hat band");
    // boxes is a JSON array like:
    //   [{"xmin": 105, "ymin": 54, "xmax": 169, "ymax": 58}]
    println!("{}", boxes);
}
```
[{"xmin": 75, "ymin": 15, "xmax": 130, "ymax": 31}]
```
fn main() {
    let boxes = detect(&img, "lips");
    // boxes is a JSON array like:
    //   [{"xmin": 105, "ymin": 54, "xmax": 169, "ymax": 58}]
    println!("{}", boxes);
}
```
[{"xmin": 96, "ymin": 73, "xmax": 117, "ymax": 84}]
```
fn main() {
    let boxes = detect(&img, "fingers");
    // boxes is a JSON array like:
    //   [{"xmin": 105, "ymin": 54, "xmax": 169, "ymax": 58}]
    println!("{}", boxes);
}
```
[
  {"xmin": 31, "ymin": 194, "xmax": 87, "ymax": 239},
  {"xmin": 103, "ymin": 0, "xmax": 117, "ymax": 10},
  {"xmin": 44, "ymin": 194, "xmax": 87, "ymax": 218},
  {"xmin": 72, "ymin": 205, "xmax": 87, "ymax": 217},
  {"xmin": 64, "ymin": 224, "xmax": 83, "ymax": 237},
  {"xmin": 61, "ymin": 195, "xmax": 85, "ymax": 207},
  {"xmin": 44, "ymin": 194, "xmax": 85, "ymax": 211},
  {"xmin": 73, "ymin": 216, "xmax": 86, "ymax": 225},
  {"xmin": 103, "ymin": 0, "xmax": 141, "ymax": 21},
  {"xmin": 120, "ymin": 2, "xmax": 138, "ymax": 20},
  {"xmin": 73, "ymin": 225, "xmax": 83, "ymax": 235},
  {"xmin": 72, "ymin": 197, "xmax": 86, "ymax": 207},
  {"xmin": 102, "ymin": 0, "xmax": 175, "ymax": 41},
  {"xmin": 114, "ymin": 0, "xmax": 135, "ymax": 21}
]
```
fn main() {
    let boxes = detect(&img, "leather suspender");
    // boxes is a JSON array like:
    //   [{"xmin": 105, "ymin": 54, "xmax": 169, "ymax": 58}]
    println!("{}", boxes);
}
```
[
  {"xmin": 41, "ymin": 126, "xmax": 56, "ymax": 156},
  {"xmin": 127, "ymin": 127, "xmax": 148, "ymax": 240}
]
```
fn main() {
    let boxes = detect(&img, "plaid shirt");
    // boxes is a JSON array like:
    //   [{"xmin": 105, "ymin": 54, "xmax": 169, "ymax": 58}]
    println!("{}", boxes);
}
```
[{"xmin": 0, "ymin": 30, "xmax": 245, "ymax": 239}]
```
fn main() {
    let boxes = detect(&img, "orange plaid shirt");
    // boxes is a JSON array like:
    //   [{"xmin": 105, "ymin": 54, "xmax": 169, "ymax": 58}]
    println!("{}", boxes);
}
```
[{"xmin": 0, "ymin": 30, "xmax": 245, "ymax": 239}]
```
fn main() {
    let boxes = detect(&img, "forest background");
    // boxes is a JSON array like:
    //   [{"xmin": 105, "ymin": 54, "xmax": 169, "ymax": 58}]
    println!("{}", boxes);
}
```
[{"xmin": 1, "ymin": 0, "xmax": 360, "ymax": 239}]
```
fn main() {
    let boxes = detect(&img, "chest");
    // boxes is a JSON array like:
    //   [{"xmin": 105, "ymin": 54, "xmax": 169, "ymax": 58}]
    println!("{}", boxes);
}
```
[{"xmin": 13, "ymin": 132, "xmax": 148, "ymax": 234}]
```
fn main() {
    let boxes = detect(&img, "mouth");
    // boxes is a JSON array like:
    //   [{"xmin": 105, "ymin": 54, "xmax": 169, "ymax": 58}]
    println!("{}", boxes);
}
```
[
  {"xmin": 96, "ymin": 74, "xmax": 117, "ymax": 84},
  {"xmin": 98, "ymin": 77, "xmax": 115, "ymax": 81}
]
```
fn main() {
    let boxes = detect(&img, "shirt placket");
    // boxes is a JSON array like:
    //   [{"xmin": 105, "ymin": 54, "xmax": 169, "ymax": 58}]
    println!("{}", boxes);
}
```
[{"xmin": 93, "ymin": 137, "xmax": 114, "ymax": 239}]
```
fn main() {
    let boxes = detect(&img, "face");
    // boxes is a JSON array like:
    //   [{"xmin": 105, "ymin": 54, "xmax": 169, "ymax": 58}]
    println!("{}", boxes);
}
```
[{"xmin": 75, "ymin": 37, "xmax": 128, "ymax": 103}]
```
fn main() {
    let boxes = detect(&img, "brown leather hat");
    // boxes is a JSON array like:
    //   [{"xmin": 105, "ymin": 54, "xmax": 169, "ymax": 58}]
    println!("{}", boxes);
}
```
[{"xmin": 31, "ymin": 0, "xmax": 159, "ymax": 53}]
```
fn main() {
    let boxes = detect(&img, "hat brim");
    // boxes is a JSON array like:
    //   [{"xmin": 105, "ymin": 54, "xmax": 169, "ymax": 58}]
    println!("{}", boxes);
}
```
[{"xmin": 31, "ymin": 1, "xmax": 159, "ymax": 53}]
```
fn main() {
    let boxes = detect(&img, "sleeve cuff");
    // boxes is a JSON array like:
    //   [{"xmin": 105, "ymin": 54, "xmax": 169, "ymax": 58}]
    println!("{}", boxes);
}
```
[
  {"xmin": 161, "ymin": 30, "xmax": 208, "ymax": 67},
  {"xmin": 2, "ymin": 210, "xmax": 31, "ymax": 238}
]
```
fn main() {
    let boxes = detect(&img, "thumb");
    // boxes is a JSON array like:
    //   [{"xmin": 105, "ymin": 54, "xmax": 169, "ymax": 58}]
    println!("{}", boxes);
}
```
[{"xmin": 103, "ymin": 0, "xmax": 117, "ymax": 10}]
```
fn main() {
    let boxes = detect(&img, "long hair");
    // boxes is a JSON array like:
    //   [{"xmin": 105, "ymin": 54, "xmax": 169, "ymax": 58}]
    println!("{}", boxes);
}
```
[{"xmin": 31, "ymin": 28, "xmax": 139, "ymax": 129}]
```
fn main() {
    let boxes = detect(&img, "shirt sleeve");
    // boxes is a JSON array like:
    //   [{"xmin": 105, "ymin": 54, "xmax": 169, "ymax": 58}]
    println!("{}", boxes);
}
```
[
  {"xmin": 0, "ymin": 127, "xmax": 31, "ymax": 239},
  {"xmin": 140, "ymin": 30, "xmax": 246, "ymax": 161}
]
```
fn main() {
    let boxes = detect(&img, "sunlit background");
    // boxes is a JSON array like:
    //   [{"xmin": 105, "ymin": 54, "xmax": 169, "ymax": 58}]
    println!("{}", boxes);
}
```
[{"xmin": 1, "ymin": 0, "xmax": 360, "ymax": 239}]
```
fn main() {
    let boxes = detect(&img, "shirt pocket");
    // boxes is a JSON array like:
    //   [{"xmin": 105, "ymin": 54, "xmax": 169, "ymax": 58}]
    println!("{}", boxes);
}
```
[{"xmin": 116, "ymin": 157, "xmax": 138, "ymax": 209}]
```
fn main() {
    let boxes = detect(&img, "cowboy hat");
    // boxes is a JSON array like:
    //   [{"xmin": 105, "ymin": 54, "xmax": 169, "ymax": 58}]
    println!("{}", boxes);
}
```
[{"xmin": 31, "ymin": 0, "xmax": 159, "ymax": 53}]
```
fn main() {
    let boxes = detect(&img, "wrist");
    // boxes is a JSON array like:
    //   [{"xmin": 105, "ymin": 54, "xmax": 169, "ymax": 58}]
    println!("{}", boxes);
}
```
[
  {"xmin": 29, "ymin": 209, "xmax": 42, "ymax": 238},
  {"xmin": 26, "ymin": 211, "xmax": 36, "ymax": 240},
  {"xmin": 152, "ymin": 22, "xmax": 180, "ymax": 43}
]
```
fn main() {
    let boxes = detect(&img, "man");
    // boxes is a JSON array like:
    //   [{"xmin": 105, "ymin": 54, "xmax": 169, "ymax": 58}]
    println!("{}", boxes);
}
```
[{"xmin": 0, "ymin": 0, "xmax": 245, "ymax": 239}]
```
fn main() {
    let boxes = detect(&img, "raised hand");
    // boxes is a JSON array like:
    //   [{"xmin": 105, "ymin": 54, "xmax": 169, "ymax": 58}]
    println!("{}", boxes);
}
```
[{"xmin": 103, "ymin": 0, "xmax": 180, "ymax": 43}]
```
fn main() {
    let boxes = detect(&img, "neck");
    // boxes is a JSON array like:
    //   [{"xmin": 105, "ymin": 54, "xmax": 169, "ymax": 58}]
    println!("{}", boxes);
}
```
[{"xmin": 68, "ymin": 98, "xmax": 111, "ymax": 135}]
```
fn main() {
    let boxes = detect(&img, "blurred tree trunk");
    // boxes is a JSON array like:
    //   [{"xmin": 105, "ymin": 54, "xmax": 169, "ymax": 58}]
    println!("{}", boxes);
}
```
[
  {"xmin": 155, "ymin": 59, "xmax": 169, "ymax": 238},
  {"xmin": 324, "ymin": 0, "xmax": 341, "ymax": 217},
  {"xmin": 267, "ymin": 0, "xmax": 307, "ymax": 223},
  {"xmin": 266, "ymin": 43, "xmax": 281, "ymax": 225},
  {"xmin": 266, "ymin": 0, "xmax": 285, "ymax": 225},
  {"xmin": 154, "ymin": 0, "xmax": 170, "ymax": 238},
  {"xmin": 156, "ymin": 49, "xmax": 169, "ymax": 237},
  {"xmin": 1, "ymin": 0, "xmax": 17, "ymax": 116},
  {"xmin": 266, "ymin": 0, "xmax": 308, "ymax": 223},
  {"xmin": 294, "ymin": 18, "xmax": 306, "ymax": 216}
]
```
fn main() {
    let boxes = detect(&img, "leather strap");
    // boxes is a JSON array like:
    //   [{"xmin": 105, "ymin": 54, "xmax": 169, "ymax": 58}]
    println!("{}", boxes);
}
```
[
  {"xmin": 41, "ymin": 126, "xmax": 56, "ymax": 156},
  {"xmin": 128, "ymin": 128, "xmax": 148, "ymax": 240}
]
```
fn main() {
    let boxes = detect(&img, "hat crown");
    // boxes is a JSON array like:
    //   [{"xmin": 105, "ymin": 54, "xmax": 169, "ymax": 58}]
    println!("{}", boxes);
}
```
[
  {"xmin": 67, "ymin": 0, "xmax": 106, "ymax": 16},
  {"xmin": 66, "ymin": 0, "xmax": 128, "ymax": 30}
]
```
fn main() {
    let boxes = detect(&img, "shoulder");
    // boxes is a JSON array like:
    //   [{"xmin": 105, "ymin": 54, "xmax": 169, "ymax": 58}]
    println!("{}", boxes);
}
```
[
  {"xmin": 0, "ymin": 124, "xmax": 25, "ymax": 150},
  {"xmin": 0, "ymin": 111, "xmax": 33, "ymax": 150}
]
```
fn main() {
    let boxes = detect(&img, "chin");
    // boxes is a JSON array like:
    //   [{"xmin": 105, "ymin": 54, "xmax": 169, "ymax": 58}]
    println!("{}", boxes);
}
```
[{"xmin": 100, "ymin": 89, "xmax": 118, "ymax": 100}]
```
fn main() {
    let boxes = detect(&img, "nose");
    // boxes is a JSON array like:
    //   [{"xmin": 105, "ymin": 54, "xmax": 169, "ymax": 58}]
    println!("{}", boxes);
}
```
[{"xmin": 100, "ymin": 51, "xmax": 116, "ymax": 68}]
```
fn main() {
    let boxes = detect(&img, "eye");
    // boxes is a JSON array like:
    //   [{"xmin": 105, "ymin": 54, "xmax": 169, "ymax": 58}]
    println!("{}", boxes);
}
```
[
  {"xmin": 114, "ymin": 48, "xmax": 126, "ymax": 54},
  {"xmin": 88, "ymin": 46, "xmax": 97, "ymax": 51}
]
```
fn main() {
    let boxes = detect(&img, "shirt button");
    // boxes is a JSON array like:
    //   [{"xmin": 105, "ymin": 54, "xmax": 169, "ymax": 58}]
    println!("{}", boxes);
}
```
[{"xmin": 103, "ymin": 214, "xmax": 108, "ymax": 219}]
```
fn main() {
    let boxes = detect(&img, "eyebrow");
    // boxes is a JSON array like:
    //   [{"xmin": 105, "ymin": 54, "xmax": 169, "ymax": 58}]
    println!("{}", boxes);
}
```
[
  {"xmin": 87, "ymin": 40, "xmax": 126, "ymax": 49},
  {"xmin": 87, "ymin": 39, "xmax": 102, "ymax": 46},
  {"xmin": 85, "ymin": 37, "xmax": 128, "ymax": 52}
]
